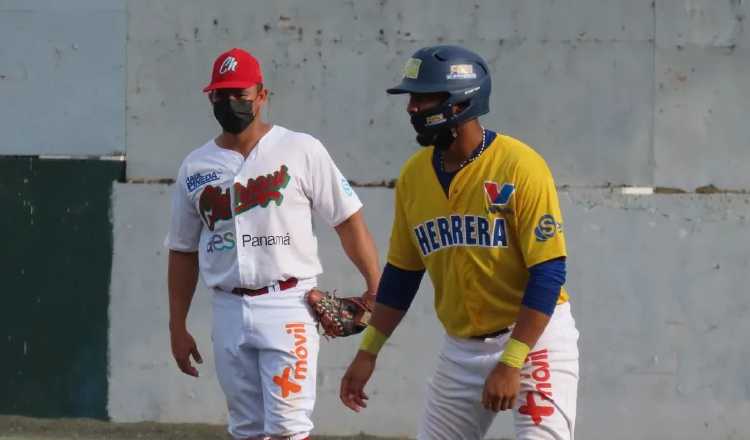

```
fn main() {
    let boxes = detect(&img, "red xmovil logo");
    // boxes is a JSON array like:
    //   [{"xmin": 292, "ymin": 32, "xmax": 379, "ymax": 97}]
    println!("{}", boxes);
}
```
[
  {"xmin": 273, "ymin": 367, "xmax": 301, "ymax": 398},
  {"xmin": 518, "ymin": 348, "xmax": 556, "ymax": 425},
  {"xmin": 518, "ymin": 391, "xmax": 555, "ymax": 425}
]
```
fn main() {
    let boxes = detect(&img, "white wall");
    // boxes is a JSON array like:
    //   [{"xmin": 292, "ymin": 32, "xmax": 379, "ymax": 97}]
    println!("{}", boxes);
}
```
[
  {"xmin": 0, "ymin": 0, "xmax": 126, "ymax": 155},
  {"xmin": 109, "ymin": 184, "xmax": 750, "ymax": 439}
]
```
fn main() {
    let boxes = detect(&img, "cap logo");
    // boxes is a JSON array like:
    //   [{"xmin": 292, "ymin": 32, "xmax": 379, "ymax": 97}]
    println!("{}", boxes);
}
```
[
  {"xmin": 403, "ymin": 58, "xmax": 422, "ymax": 79},
  {"xmin": 219, "ymin": 56, "xmax": 238, "ymax": 75},
  {"xmin": 446, "ymin": 64, "xmax": 476, "ymax": 80}
]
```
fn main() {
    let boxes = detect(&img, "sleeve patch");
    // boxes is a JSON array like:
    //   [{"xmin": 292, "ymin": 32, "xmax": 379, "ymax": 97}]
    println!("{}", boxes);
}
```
[{"xmin": 534, "ymin": 214, "xmax": 563, "ymax": 242}]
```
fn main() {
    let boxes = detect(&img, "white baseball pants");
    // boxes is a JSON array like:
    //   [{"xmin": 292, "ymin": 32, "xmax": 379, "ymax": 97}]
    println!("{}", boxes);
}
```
[
  {"xmin": 417, "ymin": 302, "xmax": 580, "ymax": 440},
  {"xmin": 211, "ymin": 278, "xmax": 319, "ymax": 440}
]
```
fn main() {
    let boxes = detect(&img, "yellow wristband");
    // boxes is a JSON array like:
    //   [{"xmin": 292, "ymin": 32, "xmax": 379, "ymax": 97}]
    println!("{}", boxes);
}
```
[
  {"xmin": 359, "ymin": 325, "xmax": 388, "ymax": 355},
  {"xmin": 499, "ymin": 338, "xmax": 531, "ymax": 369}
]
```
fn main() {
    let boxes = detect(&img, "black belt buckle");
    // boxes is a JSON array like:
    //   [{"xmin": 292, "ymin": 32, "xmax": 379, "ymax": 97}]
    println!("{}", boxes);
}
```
[{"xmin": 470, "ymin": 327, "xmax": 510, "ymax": 340}]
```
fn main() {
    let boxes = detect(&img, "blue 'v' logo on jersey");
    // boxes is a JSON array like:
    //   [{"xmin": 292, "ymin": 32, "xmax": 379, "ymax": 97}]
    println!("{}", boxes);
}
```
[{"xmin": 484, "ymin": 182, "xmax": 515, "ymax": 206}]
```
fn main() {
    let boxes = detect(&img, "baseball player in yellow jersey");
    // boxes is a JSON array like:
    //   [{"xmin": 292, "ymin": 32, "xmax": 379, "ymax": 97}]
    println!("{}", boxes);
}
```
[{"xmin": 340, "ymin": 46, "xmax": 580, "ymax": 439}]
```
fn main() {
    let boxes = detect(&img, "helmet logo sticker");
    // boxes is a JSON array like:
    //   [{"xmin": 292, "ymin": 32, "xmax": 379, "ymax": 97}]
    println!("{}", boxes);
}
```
[
  {"xmin": 403, "ymin": 58, "xmax": 422, "ymax": 79},
  {"xmin": 447, "ymin": 64, "xmax": 476, "ymax": 80},
  {"xmin": 425, "ymin": 113, "xmax": 447, "ymax": 126}
]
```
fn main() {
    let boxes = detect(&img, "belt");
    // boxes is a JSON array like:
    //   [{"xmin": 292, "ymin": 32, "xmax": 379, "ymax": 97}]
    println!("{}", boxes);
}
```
[
  {"xmin": 469, "ymin": 327, "xmax": 510, "ymax": 340},
  {"xmin": 231, "ymin": 278, "xmax": 298, "ymax": 297}
]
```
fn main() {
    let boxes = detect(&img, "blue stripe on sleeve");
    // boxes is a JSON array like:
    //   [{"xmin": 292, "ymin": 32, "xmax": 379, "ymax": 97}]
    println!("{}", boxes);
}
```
[
  {"xmin": 521, "ymin": 257, "xmax": 566, "ymax": 316},
  {"xmin": 376, "ymin": 263, "xmax": 425, "ymax": 311}
]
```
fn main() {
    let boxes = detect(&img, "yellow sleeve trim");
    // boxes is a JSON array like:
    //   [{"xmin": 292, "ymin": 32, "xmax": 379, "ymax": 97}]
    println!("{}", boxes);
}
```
[
  {"xmin": 499, "ymin": 338, "xmax": 531, "ymax": 369},
  {"xmin": 359, "ymin": 325, "xmax": 388, "ymax": 355}
]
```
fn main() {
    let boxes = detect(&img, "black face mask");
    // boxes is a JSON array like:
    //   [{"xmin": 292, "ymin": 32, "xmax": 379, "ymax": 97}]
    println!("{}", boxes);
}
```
[
  {"xmin": 413, "ymin": 118, "xmax": 457, "ymax": 150},
  {"xmin": 213, "ymin": 99, "xmax": 255, "ymax": 134},
  {"xmin": 416, "ymin": 128, "xmax": 456, "ymax": 150},
  {"xmin": 410, "ymin": 104, "xmax": 456, "ymax": 150}
]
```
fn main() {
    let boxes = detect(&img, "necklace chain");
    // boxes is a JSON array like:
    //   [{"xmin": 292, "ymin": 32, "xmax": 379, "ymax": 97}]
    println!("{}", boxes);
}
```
[{"xmin": 440, "ymin": 128, "xmax": 486, "ymax": 173}]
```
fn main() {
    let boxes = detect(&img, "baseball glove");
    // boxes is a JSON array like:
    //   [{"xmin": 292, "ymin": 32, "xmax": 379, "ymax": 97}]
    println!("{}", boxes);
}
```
[{"xmin": 305, "ymin": 288, "xmax": 372, "ymax": 338}]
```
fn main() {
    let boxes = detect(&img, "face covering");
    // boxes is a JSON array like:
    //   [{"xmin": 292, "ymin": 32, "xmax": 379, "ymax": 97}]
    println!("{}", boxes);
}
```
[
  {"xmin": 411, "ymin": 106, "xmax": 456, "ymax": 150},
  {"xmin": 213, "ymin": 98, "xmax": 255, "ymax": 134},
  {"xmin": 416, "ymin": 127, "xmax": 456, "ymax": 150}
]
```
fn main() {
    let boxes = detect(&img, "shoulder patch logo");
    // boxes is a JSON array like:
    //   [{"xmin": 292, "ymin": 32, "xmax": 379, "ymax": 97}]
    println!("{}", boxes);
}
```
[
  {"xmin": 534, "ymin": 214, "xmax": 562, "ymax": 242},
  {"xmin": 341, "ymin": 177, "xmax": 354, "ymax": 196},
  {"xmin": 186, "ymin": 171, "xmax": 222, "ymax": 192}
]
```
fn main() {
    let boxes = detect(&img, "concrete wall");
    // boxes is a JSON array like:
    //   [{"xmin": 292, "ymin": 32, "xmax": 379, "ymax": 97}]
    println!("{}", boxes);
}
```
[
  {"xmin": 655, "ymin": 0, "xmax": 750, "ymax": 190},
  {"xmin": 108, "ymin": 183, "xmax": 220, "ymax": 423},
  {"xmin": 109, "ymin": 185, "xmax": 750, "ymax": 439},
  {"xmin": 124, "ymin": 0, "xmax": 658, "ymax": 186},
  {"xmin": 3, "ymin": 0, "xmax": 750, "ymax": 438},
  {"xmin": 565, "ymin": 190, "xmax": 750, "ymax": 439},
  {"xmin": 0, "ymin": 0, "xmax": 126, "ymax": 156},
  {"xmin": 122, "ymin": 0, "xmax": 750, "ymax": 188}
]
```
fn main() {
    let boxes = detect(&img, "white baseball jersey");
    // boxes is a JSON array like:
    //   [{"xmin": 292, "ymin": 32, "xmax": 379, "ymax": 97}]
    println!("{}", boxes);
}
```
[{"xmin": 166, "ymin": 125, "xmax": 362, "ymax": 291}]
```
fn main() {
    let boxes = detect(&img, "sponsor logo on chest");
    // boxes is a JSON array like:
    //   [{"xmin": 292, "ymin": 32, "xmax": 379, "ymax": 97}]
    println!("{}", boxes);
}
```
[
  {"xmin": 484, "ymin": 181, "xmax": 515, "ymax": 214},
  {"xmin": 206, "ymin": 232, "xmax": 291, "ymax": 252},
  {"xmin": 198, "ymin": 164, "xmax": 291, "ymax": 231},
  {"xmin": 414, "ymin": 215, "xmax": 508, "ymax": 257}
]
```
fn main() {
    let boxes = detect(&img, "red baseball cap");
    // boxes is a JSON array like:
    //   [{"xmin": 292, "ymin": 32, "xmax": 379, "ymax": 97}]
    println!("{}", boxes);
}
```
[{"xmin": 203, "ymin": 48, "xmax": 263, "ymax": 92}]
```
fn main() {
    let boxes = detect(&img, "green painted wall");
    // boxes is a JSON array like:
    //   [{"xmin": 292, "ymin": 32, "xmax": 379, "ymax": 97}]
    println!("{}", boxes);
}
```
[{"xmin": 0, "ymin": 157, "xmax": 125, "ymax": 419}]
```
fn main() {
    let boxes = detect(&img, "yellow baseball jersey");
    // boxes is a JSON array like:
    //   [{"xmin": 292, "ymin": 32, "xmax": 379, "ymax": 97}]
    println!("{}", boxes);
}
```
[{"xmin": 387, "ymin": 133, "xmax": 569, "ymax": 338}]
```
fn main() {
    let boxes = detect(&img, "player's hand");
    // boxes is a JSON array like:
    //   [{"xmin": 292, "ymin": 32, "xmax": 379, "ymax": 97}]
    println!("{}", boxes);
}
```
[
  {"xmin": 482, "ymin": 362, "xmax": 521, "ymax": 412},
  {"xmin": 340, "ymin": 350, "xmax": 376, "ymax": 412},
  {"xmin": 170, "ymin": 328, "xmax": 203, "ymax": 377},
  {"xmin": 360, "ymin": 290, "xmax": 377, "ymax": 310}
]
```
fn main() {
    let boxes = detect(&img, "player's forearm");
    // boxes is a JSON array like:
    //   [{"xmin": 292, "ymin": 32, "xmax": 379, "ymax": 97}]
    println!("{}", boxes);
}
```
[
  {"xmin": 499, "ymin": 257, "xmax": 564, "ymax": 363},
  {"xmin": 334, "ymin": 210, "xmax": 381, "ymax": 293},
  {"xmin": 369, "ymin": 303, "xmax": 408, "ymax": 337},
  {"xmin": 508, "ymin": 305, "xmax": 551, "ymax": 351},
  {"xmin": 358, "ymin": 262, "xmax": 423, "ymax": 356},
  {"xmin": 357, "ymin": 303, "xmax": 407, "ymax": 358},
  {"xmin": 167, "ymin": 250, "xmax": 200, "ymax": 332}
]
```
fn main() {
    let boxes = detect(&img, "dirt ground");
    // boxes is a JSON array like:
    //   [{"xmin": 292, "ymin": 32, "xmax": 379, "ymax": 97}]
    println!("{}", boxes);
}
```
[{"xmin": 0, "ymin": 416, "xmax": 410, "ymax": 440}]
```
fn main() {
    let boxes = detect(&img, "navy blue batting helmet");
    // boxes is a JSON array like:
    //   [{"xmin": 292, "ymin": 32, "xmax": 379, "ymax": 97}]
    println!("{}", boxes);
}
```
[{"xmin": 387, "ymin": 45, "xmax": 491, "ymax": 134}]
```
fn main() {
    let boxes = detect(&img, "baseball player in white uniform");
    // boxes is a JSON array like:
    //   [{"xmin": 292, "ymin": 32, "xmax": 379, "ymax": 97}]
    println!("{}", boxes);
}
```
[{"xmin": 166, "ymin": 48, "xmax": 380, "ymax": 440}]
